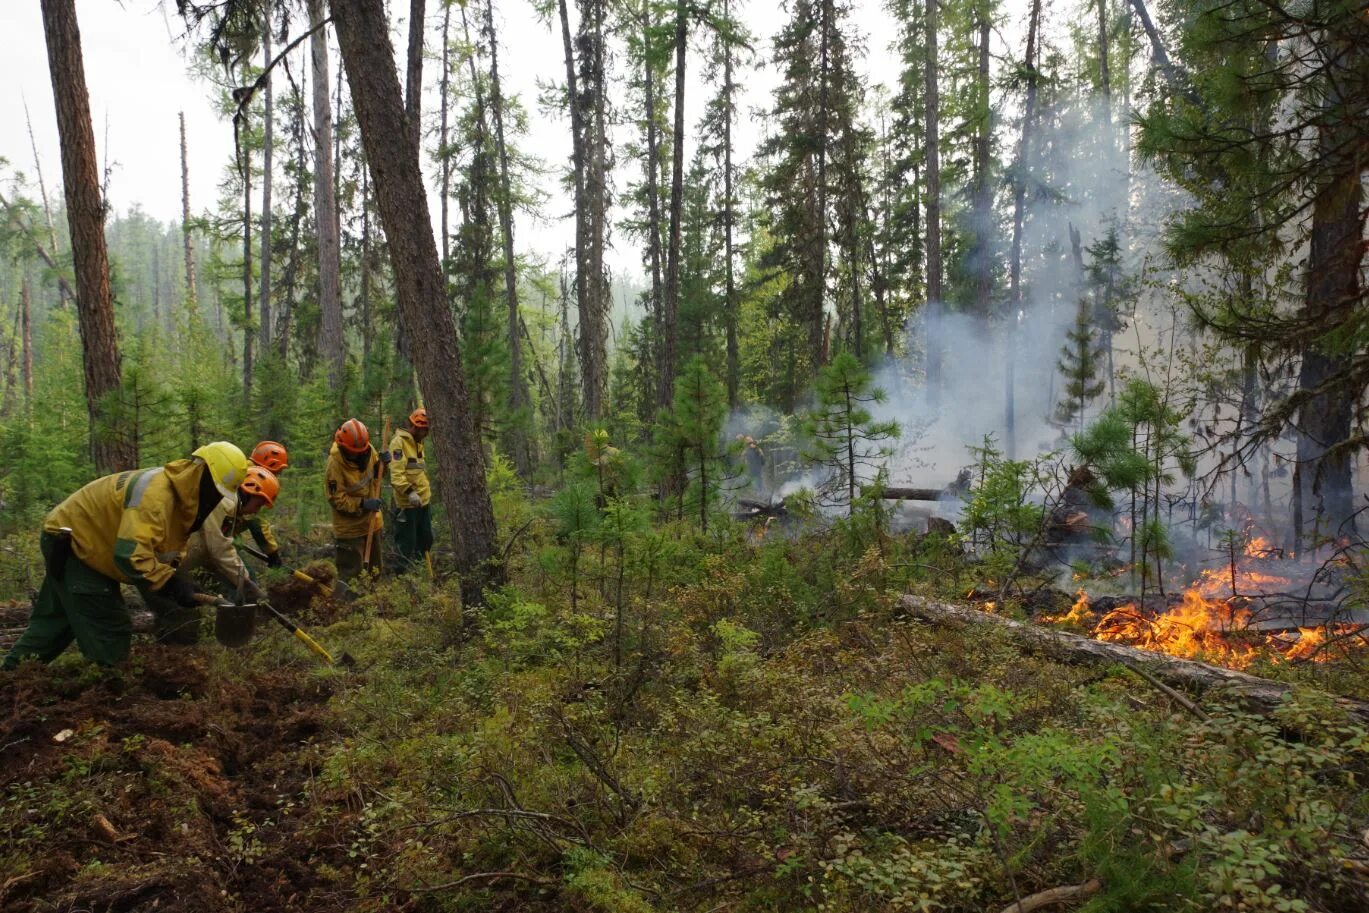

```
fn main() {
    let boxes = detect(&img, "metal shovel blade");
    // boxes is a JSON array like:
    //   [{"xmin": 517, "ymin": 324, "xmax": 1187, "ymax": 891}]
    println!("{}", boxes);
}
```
[{"xmin": 214, "ymin": 601, "xmax": 258, "ymax": 648}]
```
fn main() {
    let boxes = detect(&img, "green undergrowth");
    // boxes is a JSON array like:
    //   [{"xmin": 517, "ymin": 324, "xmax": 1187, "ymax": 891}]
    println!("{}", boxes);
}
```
[
  {"xmin": 303, "ymin": 518, "xmax": 1369, "ymax": 911},
  {"xmin": 3, "ymin": 508, "xmax": 1369, "ymax": 911}
]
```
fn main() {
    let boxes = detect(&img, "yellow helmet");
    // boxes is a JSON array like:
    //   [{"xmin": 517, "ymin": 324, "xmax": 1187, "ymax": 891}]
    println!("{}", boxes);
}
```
[{"xmin": 192, "ymin": 441, "xmax": 249, "ymax": 499}]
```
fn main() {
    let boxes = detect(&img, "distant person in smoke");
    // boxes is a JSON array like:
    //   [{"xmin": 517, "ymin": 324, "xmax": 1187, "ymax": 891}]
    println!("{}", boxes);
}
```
[
  {"xmin": 388, "ymin": 408, "xmax": 433, "ymax": 575},
  {"xmin": 737, "ymin": 434, "xmax": 766, "ymax": 494}
]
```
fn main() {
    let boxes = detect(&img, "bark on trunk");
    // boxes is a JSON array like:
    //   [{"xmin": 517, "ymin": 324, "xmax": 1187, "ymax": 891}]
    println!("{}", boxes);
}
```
[
  {"xmin": 406, "ymin": 0, "xmax": 426, "ymax": 157},
  {"xmin": 21, "ymin": 276, "xmax": 33, "ymax": 405},
  {"xmin": 557, "ymin": 0, "xmax": 593, "ymax": 422},
  {"xmin": 923, "ymin": 0, "xmax": 942, "ymax": 402},
  {"xmin": 660, "ymin": 0, "xmax": 687, "ymax": 409},
  {"xmin": 1295, "ymin": 172, "xmax": 1361, "ymax": 542},
  {"xmin": 583, "ymin": 0, "xmax": 610, "ymax": 420},
  {"xmin": 1096, "ymin": 0, "xmax": 1111, "ymax": 126},
  {"xmin": 813, "ymin": 0, "xmax": 832, "ymax": 371},
  {"xmin": 900, "ymin": 596, "xmax": 1369, "ymax": 725},
  {"xmin": 241, "ymin": 132, "xmax": 254, "ymax": 404},
  {"xmin": 641, "ymin": 4, "xmax": 665, "ymax": 401},
  {"xmin": 485, "ymin": 0, "xmax": 534, "ymax": 476},
  {"xmin": 721, "ymin": 0, "xmax": 739, "ymax": 405},
  {"xmin": 310, "ymin": 0, "xmax": 346, "ymax": 397},
  {"xmin": 972, "ymin": 15, "xmax": 991, "ymax": 323},
  {"xmin": 40, "ymin": 0, "xmax": 134, "ymax": 472},
  {"xmin": 258, "ymin": 24, "xmax": 274, "ymax": 355},
  {"xmin": 180, "ymin": 111, "xmax": 197, "ymax": 323},
  {"xmin": 440, "ymin": 1, "xmax": 451, "ymax": 266},
  {"xmin": 329, "ymin": 0, "xmax": 502, "ymax": 600},
  {"xmin": 1003, "ymin": 0, "xmax": 1030, "ymax": 455}
]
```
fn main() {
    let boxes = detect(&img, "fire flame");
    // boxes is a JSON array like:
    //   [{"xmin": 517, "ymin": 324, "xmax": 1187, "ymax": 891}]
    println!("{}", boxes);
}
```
[{"xmin": 1094, "ymin": 591, "xmax": 1259, "ymax": 667}]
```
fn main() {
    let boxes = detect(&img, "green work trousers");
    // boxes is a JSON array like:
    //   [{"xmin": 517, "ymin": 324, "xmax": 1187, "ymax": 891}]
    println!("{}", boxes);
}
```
[
  {"xmin": 3, "ymin": 533, "xmax": 131, "ymax": 668},
  {"xmin": 393, "ymin": 504, "xmax": 433, "ymax": 574},
  {"xmin": 335, "ymin": 535, "xmax": 383, "ymax": 585}
]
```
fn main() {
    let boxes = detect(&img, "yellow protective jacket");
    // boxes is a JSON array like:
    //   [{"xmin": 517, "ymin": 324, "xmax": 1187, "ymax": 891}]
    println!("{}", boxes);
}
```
[
  {"xmin": 44, "ymin": 459, "xmax": 210, "ymax": 592},
  {"xmin": 325, "ymin": 442, "xmax": 384, "ymax": 538},
  {"xmin": 387, "ymin": 429, "xmax": 431, "ymax": 507},
  {"xmin": 182, "ymin": 498, "xmax": 258, "ymax": 595}
]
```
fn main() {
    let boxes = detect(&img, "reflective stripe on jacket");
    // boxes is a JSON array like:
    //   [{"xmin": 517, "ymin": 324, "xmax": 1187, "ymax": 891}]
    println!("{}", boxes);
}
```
[
  {"xmin": 44, "ymin": 459, "xmax": 209, "ymax": 591},
  {"xmin": 325, "ymin": 442, "xmax": 384, "ymax": 538},
  {"xmin": 387, "ymin": 429, "xmax": 431, "ymax": 507}
]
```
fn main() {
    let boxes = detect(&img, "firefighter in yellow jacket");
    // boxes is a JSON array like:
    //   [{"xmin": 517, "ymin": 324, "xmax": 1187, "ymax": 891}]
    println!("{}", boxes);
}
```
[
  {"xmin": 143, "ymin": 466, "xmax": 281, "ymax": 645},
  {"xmin": 388, "ymin": 408, "xmax": 433, "ymax": 573},
  {"xmin": 3, "ymin": 442, "xmax": 250, "ymax": 669},
  {"xmin": 326, "ymin": 419, "xmax": 388, "ymax": 582},
  {"xmin": 243, "ymin": 441, "xmax": 289, "ymax": 567}
]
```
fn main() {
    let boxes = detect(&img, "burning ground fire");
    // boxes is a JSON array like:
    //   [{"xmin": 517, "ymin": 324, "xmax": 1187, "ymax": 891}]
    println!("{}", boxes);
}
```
[{"xmin": 1042, "ymin": 536, "xmax": 1369, "ymax": 669}]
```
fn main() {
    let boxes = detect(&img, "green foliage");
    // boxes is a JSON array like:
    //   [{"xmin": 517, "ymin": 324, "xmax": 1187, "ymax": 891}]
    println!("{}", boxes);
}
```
[
  {"xmin": 801, "ymin": 352, "xmax": 900, "ymax": 514},
  {"xmin": 657, "ymin": 355, "xmax": 730, "ymax": 530}
]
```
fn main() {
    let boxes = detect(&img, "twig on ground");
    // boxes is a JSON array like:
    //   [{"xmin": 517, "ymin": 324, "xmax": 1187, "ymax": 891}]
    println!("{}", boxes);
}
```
[{"xmin": 997, "ymin": 878, "xmax": 1102, "ymax": 913}]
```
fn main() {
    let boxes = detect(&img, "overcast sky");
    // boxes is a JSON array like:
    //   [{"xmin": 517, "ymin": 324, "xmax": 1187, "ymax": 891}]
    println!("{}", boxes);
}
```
[{"xmin": 1, "ymin": 0, "xmax": 912, "ymax": 280}]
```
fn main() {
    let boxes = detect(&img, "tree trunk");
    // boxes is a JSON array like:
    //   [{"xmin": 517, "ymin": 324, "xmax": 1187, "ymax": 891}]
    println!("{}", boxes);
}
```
[
  {"xmin": 660, "ymin": 0, "xmax": 687, "ymax": 409},
  {"xmin": 360, "ymin": 167, "xmax": 373, "ymax": 369},
  {"xmin": 21, "ymin": 275, "xmax": 33, "ymax": 406},
  {"xmin": 557, "ymin": 0, "xmax": 593, "ymax": 423},
  {"xmin": 1096, "ymin": 0, "xmax": 1111, "ymax": 127},
  {"xmin": 258, "ymin": 23, "xmax": 274, "ymax": 355},
  {"xmin": 242, "ymin": 131, "xmax": 254, "ymax": 405},
  {"xmin": 310, "ymin": 0, "xmax": 346, "ymax": 396},
  {"xmin": 722, "ymin": 0, "xmax": 739, "ymax": 405},
  {"xmin": 972, "ymin": 15, "xmax": 991, "ymax": 323},
  {"xmin": 485, "ymin": 0, "xmax": 534, "ymax": 475},
  {"xmin": 278, "ymin": 80, "xmax": 307, "ymax": 362},
  {"xmin": 1007, "ymin": 0, "xmax": 1041, "ymax": 459},
  {"xmin": 1295, "ymin": 93, "xmax": 1361, "ymax": 544},
  {"xmin": 814, "ymin": 0, "xmax": 832, "ymax": 371},
  {"xmin": 180, "ymin": 111, "xmax": 197, "ymax": 325},
  {"xmin": 440, "ymin": 1, "xmax": 451, "ymax": 266},
  {"xmin": 583, "ymin": 0, "xmax": 610, "ymax": 420},
  {"xmin": 41, "ymin": 0, "xmax": 134, "ymax": 472},
  {"xmin": 406, "ymin": 0, "xmax": 426, "ymax": 157},
  {"xmin": 328, "ymin": 0, "xmax": 502, "ymax": 600},
  {"xmin": 641, "ymin": 3, "xmax": 665, "ymax": 401},
  {"xmin": 923, "ymin": 0, "xmax": 942, "ymax": 403}
]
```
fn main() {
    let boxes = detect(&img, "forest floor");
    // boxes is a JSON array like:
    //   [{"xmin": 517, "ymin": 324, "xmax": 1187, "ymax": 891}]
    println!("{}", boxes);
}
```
[{"xmin": 2, "ymin": 525, "xmax": 1369, "ymax": 912}]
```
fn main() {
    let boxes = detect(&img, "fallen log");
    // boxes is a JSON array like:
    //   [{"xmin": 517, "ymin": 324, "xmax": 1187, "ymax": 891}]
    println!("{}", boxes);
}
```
[
  {"xmin": 900, "ymin": 595, "xmax": 1369, "ymax": 725},
  {"xmin": 878, "ymin": 487, "xmax": 950, "ymax": 502},
  {"xmin": 998, "ymin": 879, "xmax": 1101, "ymax": 913}
]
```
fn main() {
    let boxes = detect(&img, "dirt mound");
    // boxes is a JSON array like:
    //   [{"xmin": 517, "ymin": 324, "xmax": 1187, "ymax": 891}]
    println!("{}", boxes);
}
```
[
  {"xmin": 266, "ymin": 561, "xmax": 349, "ymax": 625},
  {"xmin": 0, "ymin": 646, "xmax": 354, "ymax": 912}
]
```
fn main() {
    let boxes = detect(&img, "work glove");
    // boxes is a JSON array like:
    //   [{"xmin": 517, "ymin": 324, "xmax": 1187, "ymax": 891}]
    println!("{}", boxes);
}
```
[
  {"xmin": 161, "ymin": 574, "xmax": 201, "ymax": 609},
  {"xmin": 407, "ymin": 491, "xmax": 422, "ymax": 508},
  {"xmin": 378, "ymin": 449, "xmax": 392, "ymax": 465},
  {"xmin": 361, "ymin": 498, "xmax": 384, "ymax": 512},
  {"xmin": 265, "ymin": 550, "xmax": 283, "ymax": 569}
]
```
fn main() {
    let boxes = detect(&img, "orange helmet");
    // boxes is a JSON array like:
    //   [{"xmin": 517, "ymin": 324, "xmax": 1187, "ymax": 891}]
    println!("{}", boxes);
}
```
[
  {"xmin": 250, "ymin": 441, "xmax": 289, "ymax": 474},
  {"xmin": 335, "ymin": 418, "xmax": 371, "ymax": 455},
  {"xmin": 409, "ymin": 408, "xmax": 429, "ymax": 429},
  {"xmin": 239, "ymin": 466, "xmax": 280, "ymax": 508}
]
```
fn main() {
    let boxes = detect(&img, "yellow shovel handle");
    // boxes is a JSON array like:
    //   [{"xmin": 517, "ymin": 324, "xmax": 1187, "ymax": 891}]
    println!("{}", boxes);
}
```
[
  {"xmin": 292, "ymin": 568, "xmax": 333, "ymax": 597},
  {"xmin": 292, "ymin": 627, "xmax": 337, "ymax": 665}
]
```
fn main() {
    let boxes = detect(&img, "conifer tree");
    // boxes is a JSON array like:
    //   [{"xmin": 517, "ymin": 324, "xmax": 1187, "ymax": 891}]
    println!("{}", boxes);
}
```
[
  {"xmin": 801, "ymin": 351, "xmax": 899, "ymax": 513},
  {"xmin": 661, "ymin": 355, "xmax": 729, "ymax": 530},
  {"xmin": 1055, "ymin": 295, "xmax": 1105, "ymax": 432}
]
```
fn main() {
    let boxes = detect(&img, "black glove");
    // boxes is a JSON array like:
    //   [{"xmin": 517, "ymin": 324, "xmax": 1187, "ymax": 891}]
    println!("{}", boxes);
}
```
[
  {"xmin": 161, "ymin": 574, "xmax": 200, "ymax": 609},
  {"xmin": 378, "ymin": 449, "xmax": 392, "ymax": 464},
  {"xmin": 265, "ymin": 550, "xmax": 283, "ymax": 568},
  {"xmin": 361, "ymin": 498, "xmax": 384, "ymax": 512}
]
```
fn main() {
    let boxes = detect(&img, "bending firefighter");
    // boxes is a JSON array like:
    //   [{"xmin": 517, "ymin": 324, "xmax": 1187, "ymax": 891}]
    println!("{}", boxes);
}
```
[
  {"xmin": 326, "ymin": 419, "xmax": 387, "ymax": 583},
  {"xmin": 3, "ymin": 443, "xmax": 249, "ymax": 669},
  {"xmin": 389, "ymin": 408, "xmax": 433, "ymax": 573},
  {"xmin": 243, "ymin": 441, "xmax": 289, "ymax": 568},
  {"xmin": 142, "ymin": 466, "xmax": 281, "ymax": 645}
]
